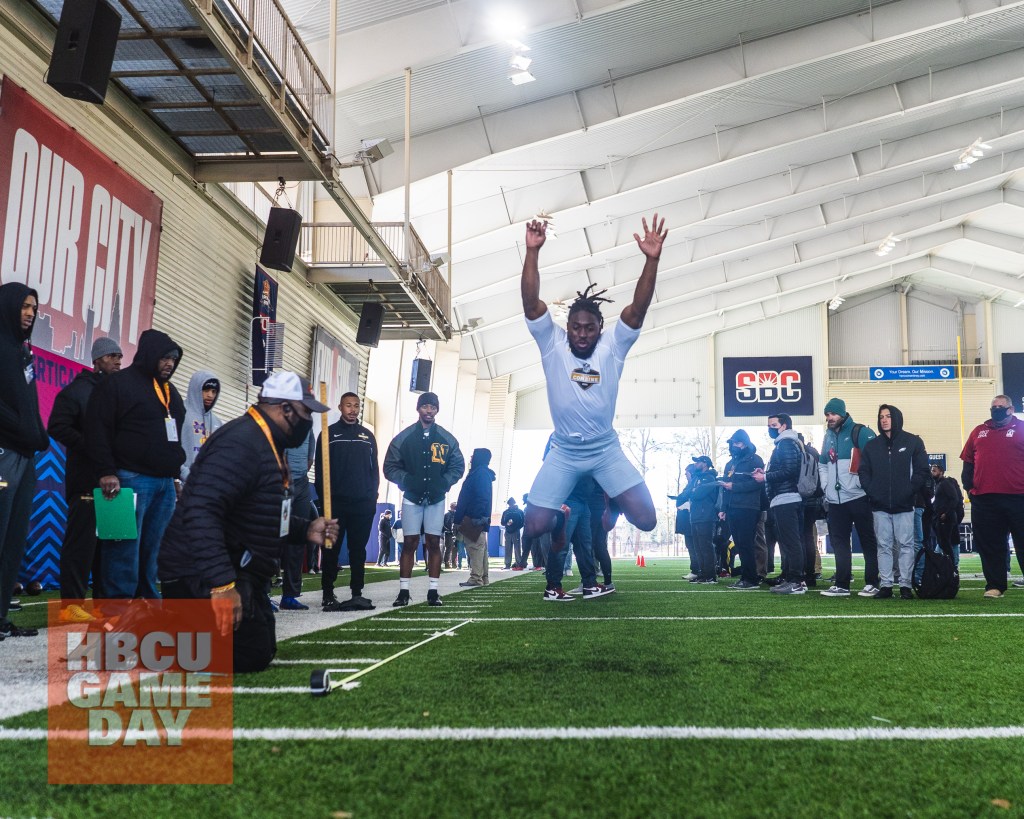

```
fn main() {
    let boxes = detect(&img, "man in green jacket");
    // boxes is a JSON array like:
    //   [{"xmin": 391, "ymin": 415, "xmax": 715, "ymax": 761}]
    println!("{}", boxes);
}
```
[{"xmin": 383, "ymin": 392, "xmax": 465, "ymax": 607}]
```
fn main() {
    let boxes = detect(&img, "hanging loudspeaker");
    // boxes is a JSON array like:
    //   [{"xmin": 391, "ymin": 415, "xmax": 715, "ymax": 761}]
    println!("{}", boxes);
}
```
[
  {"xmin": 410, "ymin": 359, "xmax": 432, "ymax": 393},
  {"xmin": 356, "ymin": 302, "xmax": 385, "ymax": 347},
  {"xmin": 46, "ymin": 0, "xmax": 122, "ymax": 105},
  {"xmin": 259, "ymin": 208, "xmax": 303, "ymax": 272}
]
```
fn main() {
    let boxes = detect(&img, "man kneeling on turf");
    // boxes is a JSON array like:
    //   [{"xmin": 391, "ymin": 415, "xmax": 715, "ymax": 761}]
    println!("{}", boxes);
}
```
[{"xmin": 520, "ymin": 214, "xmax": 667, "ymax": 601}]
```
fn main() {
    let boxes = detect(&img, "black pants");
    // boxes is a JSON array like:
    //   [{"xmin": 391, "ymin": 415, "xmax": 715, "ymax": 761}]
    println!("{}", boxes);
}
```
[
  {"xmin": 801, "ymin": 506, "xmax": 819, "ymax": 582},
  {"xmin": 771, "ymin": 502, "xmax": 804, "ymax": 582},
  {"xmin": 162, "ymin": 573, "xmax": 277, "ymax": 674},
  {"xmin": 282, "ymin": 480, "xmax": 313, "ymax": 598},
  {"xmin": 589, "ymin": 511, "xmax": 612, "ymax": 584},
  {"xmin": 970, "ymin": 493, "xmax": 1024, "ymax": 592},
  {"xmin": 377, "ymin": 533, "xmax": 390, "ymax": 565},
  {"xmin": 728, "ymin": 507, "xmax": 761, "ymax": 584},
  {"xmin": 691, "ymin": 521, "xmax": 717, "ymax": 580},
  {"xmin": 321, "ymin": 498, "xmax": 375, "ymax": 600},
  {"xmin": 827, "ymin": 495, "xmax": 880, "ymax": 589},
  {"xmin": 60, "ymin": 494, "xmax": 105, "ymax": 600},
  {"xmin": 0, "ymin": 450, "xmax": 35, "ymax": 624}
]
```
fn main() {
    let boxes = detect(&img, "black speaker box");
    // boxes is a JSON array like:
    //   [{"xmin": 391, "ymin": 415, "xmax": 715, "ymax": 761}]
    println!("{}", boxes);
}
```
[
  {"xmin": 46, "ymin": 0, "xmax": 122, "ymax": 105},
  {"xmin": 259, "ymin": 208, "xmax": 303, "ymax": 272},
  {"xmin": 410, "ymin": 358, "xmax": 432, "ymax": 393},
  {"xmin": 356, "ymin": 302, "xmax": 385, "ymax": 347}
]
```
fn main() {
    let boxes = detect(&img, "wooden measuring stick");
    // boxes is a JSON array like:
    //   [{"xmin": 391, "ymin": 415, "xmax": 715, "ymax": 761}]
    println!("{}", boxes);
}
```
[{"xmin": 319, "ymin": 382, "xmax": 333, "ymax": 549}]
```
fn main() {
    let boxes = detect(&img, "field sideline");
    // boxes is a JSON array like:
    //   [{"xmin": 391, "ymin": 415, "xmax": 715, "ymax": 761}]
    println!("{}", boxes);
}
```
[{"xmin": 1, "ymin": 555, "xmax": 1022, "ymax": 818}]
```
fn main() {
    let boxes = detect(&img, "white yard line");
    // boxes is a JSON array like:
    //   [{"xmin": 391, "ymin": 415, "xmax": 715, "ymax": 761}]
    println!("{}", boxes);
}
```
[
  {"xmin": 290, "ymin": 640, "xmax": 413, "ymax": 646},
  {"xmin": 364, "ymin": 613, "xmax": 1024, "ymax": 623},
  {"xmin": 5, "ymin": 724, "xmax": 1024, "ymax": 742},
  {"xmin": 272, "ymin": 658, "xmax": 381, "ymax": 665}
]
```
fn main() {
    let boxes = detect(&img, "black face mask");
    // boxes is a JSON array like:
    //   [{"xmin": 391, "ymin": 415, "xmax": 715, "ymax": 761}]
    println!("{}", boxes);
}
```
[
  {"xmin": 728, "ymin": 444, "xmax": 743, "ymax": 457},
  {"xmin": 283, "ymin": 405, "xmax": 314, "ymax": 448},
  {"xmin": 991, "ymin": 406, "xmax": 1012, "ymax": 423},
  {"xmin": 768, "ymin": 427, "xmax": 780, "ymax": 440}
]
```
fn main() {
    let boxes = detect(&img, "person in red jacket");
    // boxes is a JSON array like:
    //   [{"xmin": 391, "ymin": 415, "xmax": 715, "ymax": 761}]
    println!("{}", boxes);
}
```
[{"xmin": 960, "ymin": 394, "xmax": 1024, "ymax": 598}]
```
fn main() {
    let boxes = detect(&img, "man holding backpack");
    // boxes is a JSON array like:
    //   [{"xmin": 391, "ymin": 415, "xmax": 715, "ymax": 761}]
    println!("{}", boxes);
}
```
[
  {"xmin": 858, "ymin": 405, "xmax": 929, "ymax": 600},
  {"xmin": 758, "ymin": 414, "xmax": 809, "ymax": 594},
  {"xmin": 818, "ymin": 398, "xmax": 882, "ymax": 597}
]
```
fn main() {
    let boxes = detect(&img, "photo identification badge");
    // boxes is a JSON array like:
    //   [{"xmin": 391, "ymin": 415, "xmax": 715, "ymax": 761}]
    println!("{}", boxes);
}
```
[
  {"xmin": 280, "ymin": 496, "xmax": 292, "ymax": 537},
  {"xmin": 165, "ymin": 417, "xmax": 178, "ymax": 442}
]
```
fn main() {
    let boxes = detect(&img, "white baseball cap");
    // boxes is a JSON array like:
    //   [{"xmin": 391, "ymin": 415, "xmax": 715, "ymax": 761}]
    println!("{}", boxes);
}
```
[{"xmin": 259, "ymin": 371, "xmax": 329, "ymax": 412}]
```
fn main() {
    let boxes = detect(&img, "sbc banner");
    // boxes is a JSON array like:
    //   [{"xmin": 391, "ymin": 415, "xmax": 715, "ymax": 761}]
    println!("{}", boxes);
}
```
[
  {"xmin": 310, "ymin": 325, "xmax": 360, "ymax": 426},
  {"xmin": 722, "ymin": 355, "xmax": 814, "ymax": 417},
  {"xmin": 0, "ymin": 78, "xmax": 161, "ymax": 363},
  {"xmin": 250, "ymin": 266, "xmax": 278, "ymax": 386},
  {"xmin": 22, "ymin": 349, "xmax": 90, "ymax": 589}
]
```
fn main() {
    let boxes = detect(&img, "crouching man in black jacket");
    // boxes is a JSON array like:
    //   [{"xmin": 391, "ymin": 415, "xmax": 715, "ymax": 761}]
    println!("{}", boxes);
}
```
[{"xmin": 158, "ymin": 372, "xmax": 338, "ymax": 673}]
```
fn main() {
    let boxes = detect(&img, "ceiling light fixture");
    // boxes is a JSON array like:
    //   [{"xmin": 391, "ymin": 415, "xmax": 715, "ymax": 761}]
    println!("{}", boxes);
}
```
[
  {"xmin": 508, "ymin": 70, "xmax": 535, "ymax": 85},
  {"xmin": 828, "ymin": 296, "xmax": 845, "ymax": 311},
  {"xmin": 953, "ymin": 137, "xmax": 992, "ymax": 171},
  {"xmin": 875, "ymin": 232, "xmax": 901, "ymax": 257},
  {"xmin": 509, "ymin": 54, "xmax": 532, "ymax": 71}
]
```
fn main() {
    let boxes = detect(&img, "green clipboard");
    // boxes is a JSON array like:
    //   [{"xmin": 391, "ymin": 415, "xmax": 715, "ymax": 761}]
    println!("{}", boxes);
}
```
[{"xmin": 93, "ymin": 488, "xmax": 138, "ymax": 540}]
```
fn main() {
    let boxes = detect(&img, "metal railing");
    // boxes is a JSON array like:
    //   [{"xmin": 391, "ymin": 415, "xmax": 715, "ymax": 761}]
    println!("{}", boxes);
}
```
[
  {"xmin": 209, "ymin": 0, "xmax": 333, "ymax": 151},
  {"xmin": 829, "ymin": 364, "xmax": 995, "ymax": 381},
  {"xmin": 300, "ymin": 222, "xmax": 451, "ymax": 322}
]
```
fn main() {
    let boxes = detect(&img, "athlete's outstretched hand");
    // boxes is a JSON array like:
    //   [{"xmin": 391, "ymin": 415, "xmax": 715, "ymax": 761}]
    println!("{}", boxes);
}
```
[
  {"xmin": 634, "ymin": 213, "xmax": 667, "ymax": 259},
  {"xmin": 525, "ymin": 219, "xmax": 548, "ymax": 250}
]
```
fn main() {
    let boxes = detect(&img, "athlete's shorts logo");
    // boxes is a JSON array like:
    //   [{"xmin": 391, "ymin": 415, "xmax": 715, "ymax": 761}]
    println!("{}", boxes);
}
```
[
  {"xmin": 571, "ymin": 368, "xmax": 601, "ymax": 390},
  {"xmin": 430, "ymin": 443, "xmax": 449, "ymax": 463},
  {"xmin": 735, "ymin": 370, "xmax": 802, "ymax": 403}
]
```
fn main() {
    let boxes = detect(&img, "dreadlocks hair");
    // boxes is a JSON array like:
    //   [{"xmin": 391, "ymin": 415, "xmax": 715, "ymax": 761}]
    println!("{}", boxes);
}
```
[{"xmin": 567, "ymin": 283, "xmax": 614, "ymax": 326}]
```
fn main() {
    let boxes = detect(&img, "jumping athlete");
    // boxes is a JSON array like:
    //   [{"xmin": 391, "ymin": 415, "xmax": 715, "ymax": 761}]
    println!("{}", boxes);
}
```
[{"xmin": 520, "ymin": 214, "xmax": 667, "ymax": 598}]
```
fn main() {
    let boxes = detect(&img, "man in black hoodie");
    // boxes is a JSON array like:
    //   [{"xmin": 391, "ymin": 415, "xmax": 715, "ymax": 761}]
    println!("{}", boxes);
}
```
[
  {"xmin": 48, "ymin": 336, "xmax": 123, "ymax": 622},
  {"xmin": 315, "ymin": 391, "xmax": 379, "ymax": 611},
  {"xmin": 721, "ymin": 429, "xmax": 766, "ymax": 590},
  {"xmin": 0, "ymin": 283, "xmax": 49, "ymax": 639},
  {"xmin": 858, "ymin": 404, "xmax": 929, "ymax": 600},
  {"xmin": 85, "ymin": 328, "xmax": 186, "ymax": 603}
]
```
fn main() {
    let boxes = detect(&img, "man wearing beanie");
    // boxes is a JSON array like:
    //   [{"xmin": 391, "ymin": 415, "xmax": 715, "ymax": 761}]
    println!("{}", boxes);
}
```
[
  {"xmin": 86, "ymin": 328, "xmax": 186, "ymax": 607},
  {"xmin": 454, "ymin": 448, "xmax": 495, "ymax": 586},
  {"xmin": 384, "ymin": 391, "xmax": 464, "ymax": 606},
  {"xmin": 500, "ymin": 497, "xmax": 525, "ymax": 569},
  {"xmin": 48, "ymin": 336, "xmax": 124, "ymax": 622},
  {"xmin": 818, "ymin": 397, "xmax": 881, "ymax": 597}
]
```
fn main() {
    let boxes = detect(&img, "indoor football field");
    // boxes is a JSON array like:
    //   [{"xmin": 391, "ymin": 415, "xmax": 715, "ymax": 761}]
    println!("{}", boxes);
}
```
[{"xmin": 1, "ymin": 554, "xmax": 1022, "ymax": 818}]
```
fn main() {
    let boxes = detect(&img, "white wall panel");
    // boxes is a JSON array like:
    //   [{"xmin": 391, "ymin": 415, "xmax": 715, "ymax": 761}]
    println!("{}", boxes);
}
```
[
  {"xmin": 906, "ymin": 292, "xmax": 961, "ymax": 362},
  {"xmin": 829, "ymin": 291, "xmax": 900, "ymax": 366}
]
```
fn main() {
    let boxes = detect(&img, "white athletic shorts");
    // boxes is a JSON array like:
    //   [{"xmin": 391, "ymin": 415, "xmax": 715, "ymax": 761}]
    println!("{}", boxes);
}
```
[
  {"xmin": 401, "ymin": 498, "xmax": 446, "ymax": 537},
  {"xmin": 527, "ymin": 430, "xmax": 643, "ymax": 510}
]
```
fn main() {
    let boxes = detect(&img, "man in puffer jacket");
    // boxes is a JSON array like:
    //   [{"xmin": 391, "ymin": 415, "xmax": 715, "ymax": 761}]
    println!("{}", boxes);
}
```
[
  {"xmin": 858, "ymin": 404, "xmax": 928, "ymax": 600},
  {"xmin": 818, "ymin": 397, "xmax": 881, "ymax": 598},
  {"xmin": 762, "ymin": 414, "xmax": 806, "ymax": 595},
  {"xmin": 685, "ymin": 456, "xmax": 721, "ymax": 583},
  {"xmin": 720, "ymin": 429, "xmax": 765, "ymax": 590}
]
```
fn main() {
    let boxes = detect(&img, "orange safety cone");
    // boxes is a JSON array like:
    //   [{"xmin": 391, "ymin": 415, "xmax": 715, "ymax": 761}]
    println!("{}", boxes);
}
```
[
  {"xmin": 639, "ymin": 554, "xmax": 647, "ymax": 568},
  {"xmin": 635, "ymin": 553, "xmax": 642, "ymax": 566}
]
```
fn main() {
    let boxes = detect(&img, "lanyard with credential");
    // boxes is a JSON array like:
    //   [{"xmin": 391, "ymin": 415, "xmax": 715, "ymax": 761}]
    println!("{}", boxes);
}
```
[
  {"xmin": 154, "ymin": 379, "xmax": 178, "ymax": 442},
  {"xmin": 247, "ymin": 407, "xmax": 290, "ymax": 492}
]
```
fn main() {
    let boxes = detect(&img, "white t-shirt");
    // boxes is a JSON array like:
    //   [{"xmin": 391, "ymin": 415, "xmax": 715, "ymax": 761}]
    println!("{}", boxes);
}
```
[{"xmin": 526, "ymin": 309, "xmax": 640, "ymax": 439}]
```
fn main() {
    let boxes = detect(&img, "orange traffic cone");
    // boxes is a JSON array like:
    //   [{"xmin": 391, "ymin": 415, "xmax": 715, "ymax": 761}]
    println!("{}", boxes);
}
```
[
  {"xmin": 635, "ymin": 554, "xmax": 641, "ymax": 566},
  {"xmin": 637, "ymin": 554, "xmax": 647, "ymax": 567}
]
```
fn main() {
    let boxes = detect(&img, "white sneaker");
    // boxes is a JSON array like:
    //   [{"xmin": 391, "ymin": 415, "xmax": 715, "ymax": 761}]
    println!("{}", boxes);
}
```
[
  {"xmin": 564, "ymin": 570, "xmax": 573, "ymax": 577},
  {"xmin": 684, "ymin": 572, "xmax": 697, "ymax": 581},
  {"xmin": 569, "ymin": 584, "xmax": 584, "ymax": 594},
  {"xmin": 858, "ymin": 585, "xmax": 880, "ymax": 598}
]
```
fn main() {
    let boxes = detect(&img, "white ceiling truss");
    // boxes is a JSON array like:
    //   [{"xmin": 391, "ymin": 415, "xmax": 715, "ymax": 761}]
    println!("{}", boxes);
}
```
[{"xmin": 283, "ymin": 0, "xmax": 1024, "ymax": 390}]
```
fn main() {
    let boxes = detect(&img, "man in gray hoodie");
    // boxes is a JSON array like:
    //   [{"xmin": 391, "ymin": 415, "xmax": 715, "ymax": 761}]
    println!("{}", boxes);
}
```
[{"xmin": 180, "ymin": 370, "xmax": 224, "ymax": 483}]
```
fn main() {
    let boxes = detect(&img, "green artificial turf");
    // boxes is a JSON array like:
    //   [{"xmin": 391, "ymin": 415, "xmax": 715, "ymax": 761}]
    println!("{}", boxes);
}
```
[{"xmin": 4, "ymin": 556, "xmax": 1024, "ymax": 818}]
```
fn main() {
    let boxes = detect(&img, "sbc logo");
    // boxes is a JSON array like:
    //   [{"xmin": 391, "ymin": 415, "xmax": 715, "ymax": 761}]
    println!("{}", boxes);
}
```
[{"xmin": 735, "ymin": 370, "xmax": 802, "ymax": 403}]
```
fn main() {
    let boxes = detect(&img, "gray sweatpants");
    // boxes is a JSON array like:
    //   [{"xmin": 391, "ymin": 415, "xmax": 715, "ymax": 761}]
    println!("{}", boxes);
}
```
[{"xmin": 873, "ymin": 510, "xmax": 916, "ymax": 589}]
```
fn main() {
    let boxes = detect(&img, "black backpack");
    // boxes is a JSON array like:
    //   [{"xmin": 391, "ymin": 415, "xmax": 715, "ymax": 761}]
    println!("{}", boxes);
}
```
[{"xmin": 913, "ymin": 544, "xmax": 960, "ymax": 599}]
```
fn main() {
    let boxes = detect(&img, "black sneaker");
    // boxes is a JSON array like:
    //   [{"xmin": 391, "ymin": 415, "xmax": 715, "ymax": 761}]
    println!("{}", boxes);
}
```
[
  {"xmin": 0, "ymin": 622, "xmax": 38, "ymax": 637},
  {"xmin": 875, "ymin": 587, "xmax": 893, "ymax": 599},
  {"xmin": 8, "ymin": 599, "xmax": 21, "ymax": 612},
  {"xmin": 427, "ymin": 590, "xmax": 443, "ymax": 607},
  {"xmin": 393, "ymin": 590, "xmax": 411, "ymax": 607},
  {"xmin": 581, "ymin": 584, "xmax": 611, "ymax": 599},
  {"xmin": 900, "ymin": 587, "xmax": 913, "ymax": 600},
  {"xmin": 728, "ymin": 580, "xmax": 760, "ymax": 591}
]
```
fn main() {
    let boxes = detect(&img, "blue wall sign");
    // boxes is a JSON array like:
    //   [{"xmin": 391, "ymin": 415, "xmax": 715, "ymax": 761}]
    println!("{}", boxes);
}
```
[{"xmin": 869, "ymin": 366, "xmax": 955, "ymax": 381}]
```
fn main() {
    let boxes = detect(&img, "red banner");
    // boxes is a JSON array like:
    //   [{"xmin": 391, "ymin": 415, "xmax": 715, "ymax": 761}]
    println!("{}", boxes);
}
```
[{"xmin": 0, "ymin": 78, "xmax": 161, "ymax": 363}]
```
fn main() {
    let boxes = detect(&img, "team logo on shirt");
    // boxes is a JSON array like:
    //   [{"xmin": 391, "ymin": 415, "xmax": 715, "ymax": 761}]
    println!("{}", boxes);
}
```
[
  {"xmin": 431, "ymin": 443, "xmax": 449, "ymax": 464},
  {"xmin": 571, "ymin": 366, "xmax": 601, "ymax": 390}
]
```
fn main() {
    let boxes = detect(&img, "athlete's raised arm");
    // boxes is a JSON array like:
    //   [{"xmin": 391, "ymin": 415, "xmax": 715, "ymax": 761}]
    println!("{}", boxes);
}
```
[
  {"xmin": 620, "ymin": 214, "xmax": 667, "ymax": 330},
  {"xmin": 521, "ymin": 220, "xmax": 549, "ymax": 320}
]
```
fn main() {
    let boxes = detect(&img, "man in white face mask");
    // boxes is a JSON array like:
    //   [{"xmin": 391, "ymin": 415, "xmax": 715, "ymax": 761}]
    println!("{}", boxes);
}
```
[{"xmin": 960, "ymin": 394, "xmax": 1024, "ymax": 598}]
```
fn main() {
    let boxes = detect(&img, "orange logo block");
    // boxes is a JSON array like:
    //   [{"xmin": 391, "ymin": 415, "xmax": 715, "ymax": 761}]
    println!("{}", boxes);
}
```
[{"xmin": 47, "ymin": 599, "xmax": 234, "ymax": 784}]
